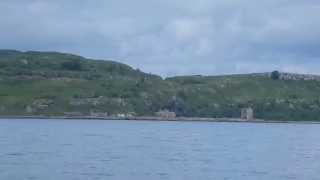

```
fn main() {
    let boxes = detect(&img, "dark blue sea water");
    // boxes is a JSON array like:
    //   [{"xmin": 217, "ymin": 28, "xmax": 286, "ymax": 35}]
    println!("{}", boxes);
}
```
[{"xmin": 0, "ymin": 119, "xmax": 319, "ymax": 180}]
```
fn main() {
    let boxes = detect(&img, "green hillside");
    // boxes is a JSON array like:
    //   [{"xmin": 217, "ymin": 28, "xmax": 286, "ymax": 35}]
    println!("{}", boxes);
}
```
[
  {"xmin": 0, "ymin": 50, "xmax": 175, "ymax": 116},
  {"xmin": 1, "ymin": 50, "xmax": 320, "ymax": 121},
  {"xmin": 167, "ymin": 75, "xmax": 320, "ymax": 121}
]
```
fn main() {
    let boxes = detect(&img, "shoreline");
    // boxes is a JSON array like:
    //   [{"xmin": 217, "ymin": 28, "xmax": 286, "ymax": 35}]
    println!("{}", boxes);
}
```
[{"xmin": 0, "ymin": 115, "xmax": 320, "ymax": 124}]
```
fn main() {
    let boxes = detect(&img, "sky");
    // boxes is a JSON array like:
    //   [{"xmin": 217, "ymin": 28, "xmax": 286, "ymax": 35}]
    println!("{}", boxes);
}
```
[{"xmin": 0, "ymin": 0, "xmax": 320, "ymax": 76}]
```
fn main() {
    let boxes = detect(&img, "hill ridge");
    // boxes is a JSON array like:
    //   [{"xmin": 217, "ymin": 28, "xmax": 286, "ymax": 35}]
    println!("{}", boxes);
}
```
[{"xmin": 1, "ymin": 49, "xmax": 320, "ymax": 121}]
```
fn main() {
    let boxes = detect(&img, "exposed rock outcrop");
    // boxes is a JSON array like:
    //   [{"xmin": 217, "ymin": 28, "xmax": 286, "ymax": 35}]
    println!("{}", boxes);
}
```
[{"xmin": 252, "ymin": 72, "xmax": 320, "ymax": 81}]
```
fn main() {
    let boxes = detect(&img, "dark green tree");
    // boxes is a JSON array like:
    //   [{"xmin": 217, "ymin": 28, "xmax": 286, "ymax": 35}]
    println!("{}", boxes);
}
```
[
  {"xmin": 271, "ymin": 71, "xmax": 280, "ymax": 80},
  {"xmin": 61, "ymin": 60, "xmax": 82, "ymax": 71}
]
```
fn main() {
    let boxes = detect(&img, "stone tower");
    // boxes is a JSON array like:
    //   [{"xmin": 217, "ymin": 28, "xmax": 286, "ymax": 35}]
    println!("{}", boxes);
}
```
[{"xmin": 241, "ymin": 107, "xmax": 254, "ymax": 120}]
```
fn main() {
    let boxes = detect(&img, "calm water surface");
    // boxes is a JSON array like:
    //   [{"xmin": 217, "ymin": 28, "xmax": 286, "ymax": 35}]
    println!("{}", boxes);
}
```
[{"xmin": 0, "ymin": 119, "xmax": 320, "ymax": 180}]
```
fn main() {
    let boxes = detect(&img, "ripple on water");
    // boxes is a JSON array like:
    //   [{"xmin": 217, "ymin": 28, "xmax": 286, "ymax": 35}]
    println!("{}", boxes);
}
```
[
  {"xmin": 198, "ymin": 158, "xmax": 214, "ymax": 164},
  {"xmin": 249, "ymin": 170, "xmax": 269, "ymax": 176},
  {"xmin": 159, "ymin": 139, "xmax": 177, "ymax": 143},
  {"xmin": 191, "ymin": 148, "xmax": 204, "ymax": 152},
  {"xmin": 28, "ymin": 151, "xmax": 50, "ymax": 155},
  {"xmin": 61, "ymin": 143, "xmax": 73, "ymax": 147},
  {"xmin": 157, "ymin": 172, "xmax": 169, "ymax": 177},
  {"xmin": 5, "ymin": 152, "xmax": 24, "ymax": 157},
  {"xmin": 100, "ymin": 159, "xmax": 112, "ymax": 162},
  {"xmin": 80, "ymin": 172, "xmax": 115, "ymax": 177},
  {"xmin": 110, "ymin": 155, "xmax": 123, "ymax": 160},
  {"xmin": 125, "ymin": 144, "xmax": 149, "ymax": 149},
  {"xmin": 83, "ymin": 133, "xmax": 105, "ymax": 137},
  {"xmin": 167, "ymin": 157, "xmax": 187, "ymax": 162}
]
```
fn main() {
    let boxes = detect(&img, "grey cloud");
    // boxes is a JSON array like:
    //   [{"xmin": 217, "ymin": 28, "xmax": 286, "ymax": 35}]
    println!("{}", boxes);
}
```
[{"xmin": 0, "ymin": 0, "xmax": 320, "ymax": 76}]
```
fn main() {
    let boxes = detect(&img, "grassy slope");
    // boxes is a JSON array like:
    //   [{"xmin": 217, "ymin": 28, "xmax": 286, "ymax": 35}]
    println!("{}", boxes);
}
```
[
  {"xmin": 0, "ymin": 50, "xmax": 320, "ymax": 121},
  {"xmin": 0, "ymin": 50, "xmax": 175, "ymax": 116},
  {"xmin": 167, "ymin": 75, "xmax": 320, "ymax": 121}
]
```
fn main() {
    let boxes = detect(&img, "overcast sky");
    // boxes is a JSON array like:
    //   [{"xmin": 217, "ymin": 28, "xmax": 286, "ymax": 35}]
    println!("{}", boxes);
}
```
[{"xmin": 1, "ymin": 0, "xmax": 320, "ymax": 76}]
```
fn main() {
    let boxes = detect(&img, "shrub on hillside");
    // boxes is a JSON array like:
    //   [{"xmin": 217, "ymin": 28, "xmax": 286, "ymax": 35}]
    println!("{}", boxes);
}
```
[{"xmin": 61, "ymin": 60, "xmax": 82, "ymax": 71}]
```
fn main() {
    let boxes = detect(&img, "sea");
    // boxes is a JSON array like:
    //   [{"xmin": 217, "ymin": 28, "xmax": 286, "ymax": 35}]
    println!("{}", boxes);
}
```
[{"xmin": 0, "ymin": 119, "xmax": 319, "ymax": 180}]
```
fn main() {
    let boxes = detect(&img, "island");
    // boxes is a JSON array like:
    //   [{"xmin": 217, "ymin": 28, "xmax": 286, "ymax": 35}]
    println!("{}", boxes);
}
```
[{"xmin": 1, "ymin": 49, "xmax": 320, "ymax": 122}]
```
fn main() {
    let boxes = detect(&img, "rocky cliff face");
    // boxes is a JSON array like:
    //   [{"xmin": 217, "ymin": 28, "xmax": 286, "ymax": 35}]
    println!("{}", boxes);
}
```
[
  {"xmin": 251, "ymin": 72, "xmax": 320, "ymax": 81},
  {"xmin": 278, "ymin": 73, "xmax": 320, "ymax": 81}
]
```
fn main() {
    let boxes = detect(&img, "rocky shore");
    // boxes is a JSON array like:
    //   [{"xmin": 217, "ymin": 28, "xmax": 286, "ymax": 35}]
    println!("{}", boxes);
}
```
[{"xmin": 1, "ymin": 115, "xmax": 320, "ymax": 124}]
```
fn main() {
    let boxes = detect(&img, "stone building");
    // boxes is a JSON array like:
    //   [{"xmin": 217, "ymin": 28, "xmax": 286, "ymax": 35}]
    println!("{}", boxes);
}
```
[
  {"xmin": 64, "ymin": 112, "xmax": 84, "ymax": 117},
  {"xmin": 241, "ymin": 107, "xmax": 254, "ymax": 120},
  {"xmin": 90, "ymin": 111, "xmax": 109, "ymax": 118},
  {"xmin": 155, "ymin": 110, "xmax": 176, "ymax": 119}
]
